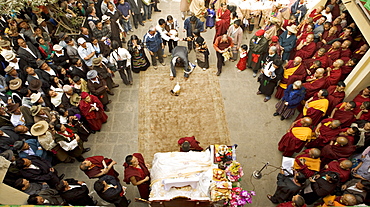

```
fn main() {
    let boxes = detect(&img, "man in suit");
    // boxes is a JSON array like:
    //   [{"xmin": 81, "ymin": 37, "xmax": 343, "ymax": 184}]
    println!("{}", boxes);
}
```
[
  {"xmin": 69, "ymin": 58, "xmax": 87, "ymax": 79},
  {"xmin": 94, "ymin": 175, "xmax": 130, "ymax": 207},
  {"xmin": 128, "ymin": 0, "xmax": 144, "ymax": 29},
  {"xmin": 0, "ymin": 125, "xmax": 22, "ymax": 152},
  {"xmin": 14, "ymin": 139, "xmax": 52, "ymax": 163},
  {"xmin": 27, "ymin": 189, "xmax": 66, "ymax": 205},
  {"xmin": 65, "ymin": 36, "xmax": 80, "ymax": 59},
  {"xmin": 14, "ymin": 125, "xmax": 37, "ymax": 140},
  {"xmin": 170, "ymin": 46, "xmax": 195, "ymax": 81},
  {"xmin": 15, "ymin": 155, "xmax": 63, "ymax": 187},
  {"xmin": 56, "ymin": 179, "xmax": 96, "ymax": 206},
  {"xmin": 17, "ymin": 39, "xmax": 42, "ymax": 69},
  {"xmin": 291, "ymin": 0, "xmax": 307, "ymax": 23},
  {"xmin": 279, "ymin": 25, "xmax": 298, "ymax": 61}
]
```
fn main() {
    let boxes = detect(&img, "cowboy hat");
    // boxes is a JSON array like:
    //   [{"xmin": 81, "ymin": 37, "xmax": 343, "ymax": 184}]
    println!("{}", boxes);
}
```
[
  {"xmin": 37, "ymin": 18, "xmax": 45, "ymax": 25},
  {"xmin": 70, "ymin": 93, "xmax": 81, "ymax": 106},
  {"xmin": 9, "ymin": 79, "xmax": 22, "ymax": 90},
  {"xmin": 30, "ymin": 105, "xmax": 42, "ymax": 116},
  {"xmin": 287, "ymin": 25, "xmax": 298, "ymax": 34},
  {"xmin": 30, "ymin": 120, "xmax": 49, "ymax": 136},
  {"xmin": 0, "ymin": 40, "xmax": 10, "ymax": 47},
  {"xmin": 92, "ymin": 57, "xmax": 103, "ymax": 67},
  {"xmin": 36, "ymin": 59, "xmax": 46, "ymax": 68},
  {"xmin": 13, "ymin": 141, "xmax": 25, "ymax": 151},
  {"xmin": 30, "ymin": 92, "xmax": 42, "ymax": 104},
  {"xmin": 87, "ymin": 70, "xmax": 98, "ymax": 79},
  {"xmin": 3, "ymin": 52, "xmax": 16, "ymax": 62},
  {"xmin": 53, "ymin": 44, "xmax": 63, "ymax": 51},
  {"xmin": 28, "ymin": 79, "xmax": 42, "ymax": 91},
  {"xmin": 4, "ymin": 66, "xmax": 15, "ymax": 74},
  {"xmin": 6, "ymin": 103, "xmax": 19, "ymax": 113}
]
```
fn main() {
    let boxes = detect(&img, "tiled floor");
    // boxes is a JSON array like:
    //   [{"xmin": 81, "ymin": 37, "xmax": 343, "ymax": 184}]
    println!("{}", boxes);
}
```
[{"xmin": 55, "ymin": 1, "xmax": 293, "ymax": 206}]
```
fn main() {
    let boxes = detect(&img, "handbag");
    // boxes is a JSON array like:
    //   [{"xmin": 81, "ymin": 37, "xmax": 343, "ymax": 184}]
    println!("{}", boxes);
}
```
[{"xmin": 112, "ymin": 50, "xmax": 127, "ymax": 70}]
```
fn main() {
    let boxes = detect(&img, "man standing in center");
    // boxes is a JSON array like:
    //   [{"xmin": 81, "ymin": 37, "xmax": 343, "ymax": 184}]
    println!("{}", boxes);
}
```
[
  {"xmin": 143, "ymin": 26, "xmax": 166, "ymax": 70},
  {"xmin": 247, "ymin": 29, "xmax": 269, "ymax": 78},
  {"xmin": 213, "ymin": 34, "xmax": 233, "ymax": 76},
  {"xmin": 170, "ymin": 46, "xmax": 195, "ymax": 81}
]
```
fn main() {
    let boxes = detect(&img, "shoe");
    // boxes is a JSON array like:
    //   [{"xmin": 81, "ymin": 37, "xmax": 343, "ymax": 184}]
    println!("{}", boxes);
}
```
[
  {"xmin": 82, "ymin": 148, "xmax": 91, "ymax": 153},
  {"xmin": 154, "ymin": 66, "xmax": 158, "ymax": 69},
  {"xmin": 161, "ymin": 62, "xmax": 166, "ymax": 66},
  {"xmin": 264, "ymin": 97, "xmax": 271, "ymax": 102},
  {"xmin": 59, "ymin": 174, "xmax": 65, "ymax": 180},
  {"xmin": 135, "ymin": 26, "xmax": 138, "ymax": 29},
  {"xmin": 154, "ymin": 9, "xmax": 161, "ymax": 12},
  {"xmin": 129, "ymin": 81, "xmax": 133, "ymax": 85},
  {"xmin": 216, "ymin": 71, "xmax": 221, "ymax": 76},
  {"xmin": 107, "ymin": 91, "xmax": 114, "ymax": 95},
  {"xmin": 267, "ymin": 194, "xmax": 272, "ymax": 201},
  {"xmin": 127, "ymin": 31, "xmax": 130, "ymax": 35},
  {"xmin": 105, "ymin": 107, "xmax": 110, "ymax": 112},
  {"xmin": 140, "ymin": 23, "xmax": 145, "ymax": 26},
  {"xmin": 280, "ymin": 116, "xmax": 285, "ymax": 121},
  {"xmin": 130, "ymin": 29, "xmax": 134, "ymax": 32},
  {"xmin": 163, "ymin": 54, "xmax": 167, "ymax": 58},
  {"xmin": 148, "ymin": 19, "xmax": 152, "ymax": 21},
  {"xmin": 273, "ymin": 112, "xmax": 279, "ymax": 116},
  {"xmin": 112, "ymin": 84, "xmax": 119, "ymax": 88},
  {"xmin": 142, "ymin": 20, "xmax": 146, "ymax": 23},
  {"xmin": 203, "ymin": 68, "xmax": 207, "ymax": 71},
  {"xmin": 253, "ymin": 73, "xmax": 257, "ymax": 78},
  {"xmin": 256, "ymin": 91, "xmax": 262, "ymax": 95},
  {"xmin": 128, "ymin": 199, "xmax": 131, "ymax": 205}
]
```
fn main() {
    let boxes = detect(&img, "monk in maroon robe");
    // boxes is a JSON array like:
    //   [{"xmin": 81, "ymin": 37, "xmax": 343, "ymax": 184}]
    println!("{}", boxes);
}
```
[
  {"xmin": 340, "ymin": 58, "xmax": 357, "ymax": 81},
  {"xmin": 353, "ymin": 86, "xmax": 370, "ymax": 104},
  {"xmin": 354, "ymin": 102, "xmax": 370, "ymax": 121},
  {"xmin": 308, "ymin": 6, "xmax": 324, "ymax": 22},
  {"xmin": 321, "ymin": 159, "xmax": 352, "ymax": 183},
  {"xmin": 327, "ymin": 83, "xmax": 346, "ymax": 114},
  {"xmin": 80, "ymin": 156, "xmax": 119, "ymax": 179},
  {"xmin": 326, "ymin": 41, "xmax": 342, "ymax": 62},
  {"xmin": 214, "ymin": 3, "xmax": 231, "ymax": 42},
  {"xmin": 79, "ymin": 92, "xmax": 108, "ymax": 131},
  {"xmin": 330, "ymin": 101, "xmax": 356, "ymax": 127},
  {"xmin": 306, "ymin": 118, "xmax": 341, "ymax": 149},
  {"xmin": 352, "ymin": 43, "xmax": 368, "ymax": 60},
  {"xmin": 316, "ymin": 27, "xmax": 338, "ymax": 51},
  {"xmin": 321, "ymin": 137, "xmax": 356, "ymax": 166},
  {"xmin": 178, "ymin": 136, "xmax": 204, "ymax": 152},
  {"xmin": 278, "ymin": 117, "xmax": 313, "ymax": 157},
  {"xmin": 303, "ymin": 68, "xmax": 327, "ymax": 100},
  {"xmin": 338, "ymin": 127, "xmax": 359, "ymax": 145},
  {"xmin": 326, "ymin": 59, "xmax": 344, "ymax": 86},
  {"xmin": 294, "ymin": 148, "xmax": 321, "ymax": 178},
  {"xmin": 277, "ymin": 195, "xmax": 307, "ymax": 207},
  {"xmin": 340, "ymin": 40, "xmax": 352, "ymax": 61},
  {"xmin": 294, "ymin": 34, "xmax": 316, "ymax": 60},
  {"xmin": 304, "ymin": 48, "xmax": 330, "ymax": 69},
  {"xmin": 123, "ymin": 153, "xmax": 150, "ymax": 200},
  {"xmin": 296, "ymin": 89, "xmax": 329, "ymax": 126}
]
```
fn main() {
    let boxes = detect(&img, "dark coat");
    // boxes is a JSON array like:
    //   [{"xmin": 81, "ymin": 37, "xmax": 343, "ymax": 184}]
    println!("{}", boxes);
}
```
[
  {"xmin": 127, "ymin": 0, "xmax": 143, "ymax": 14},
  {"xmin": 60, "ymin": 179, "xmax": 95, "ymax": 206},
  {"xmin": 281, "ymin": 84, "xmax": 306, "ymax": 108},
  {"xmin": 69, "ymin": 65, "xmax": 87, "ymax": 80},
  {"xmin": 96, "ymin": 175, "xmax": 129, "ymax": 207},
  {"xmin": 279, "ymin": 30, "xmax": 297, "ymax": 60},
  {"xmin": 270, "ymin": 173, "xmax": 303, "ymax": 203},
  {"xmin": 171, "ymin": 46, "xmax": 189, "ymax": 78},
  {"xmin": 52, "ymin": 50, "xmax": 70, "ymax": 69},
  {"xmin": 87, "ymin": 78, "xmax": 109, "ymax": 105},
  {"xmin": 17, "ymin": 42, "xmax": 42, "ymax": 68},
  {"xmin": 184, "ymin": 17, "xmax": 204, "ymax": 37},
  {"xmin": 0, "ymin": 126, "xmax": 21, "ymax": 151},
  {"xmin": 19, "ymin": 155, "xmax": 59, "ymax": 186}
]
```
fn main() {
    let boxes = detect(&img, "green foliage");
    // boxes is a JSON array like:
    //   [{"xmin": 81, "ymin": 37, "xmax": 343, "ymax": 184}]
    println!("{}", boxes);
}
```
[{"xmin": 0, "ymin": 0, "xmax": 58, "ymax": 16}]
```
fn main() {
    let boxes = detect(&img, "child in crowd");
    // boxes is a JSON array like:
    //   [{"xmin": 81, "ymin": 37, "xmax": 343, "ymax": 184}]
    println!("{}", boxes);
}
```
[
  {"xmin": 236, "ymin": 44, "xmax": 248, "ymax": 72},
  {"xmin": 206, "ymin": 4, "xmax": 216, "ymax": 29}
]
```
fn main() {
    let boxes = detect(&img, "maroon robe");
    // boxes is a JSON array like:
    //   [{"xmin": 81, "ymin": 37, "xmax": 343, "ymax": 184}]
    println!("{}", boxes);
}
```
[
  {"xmin": 278, "ymin": 122, "xmax": 308, "ymax": 157},
  {"xmin": 123, "ymin": 153, "xmax": 150, "ymax": 200},
  {"xmin": 321, "ymin": 143, "xmax": 356, "ymax": 166},
  {"xmin": 277, "ymin": 201, "xmax": 307, "ymax": 207},
  {"xmin": 295, "ymin": 149, "xmax": 320, "ymax": 178},
  {"xmin": 339, "ymin": 128, "xmax": 355, "ymax": 145},
  {"xmin": 340, "ymin": 64, "xmax": 354, "ymax": 81},
  {"xmin": 296, "ymin": 96, "xmax": 328, "ymax": 126},
  {"xmin": 321, "ymin": 159, "xmax": 350, "ymax": 183},
  {"xmin": 306, "ymin": 118, "xmax": 341, "ymax": 149},
  {"xmin": 79, "ymin": 94, "xmax": 108, "ymax": 131},
  {"xmin": 353, "ymin": 93, "xmax": 370, "ymax": 104},
  {"xmin": 295, "ymin": 41, "xmax": 316, "ymax": 60},
  {"xmin": 214, "ymin": 9, "xmax": 231, "ymax": 41},
  {"xmin": 304, "ymin": 53, "xmax": 330, "ymax": 69},
  {"xmin": 309, "ymin": 9, "xmax": 323, "ymax": 22},
  {"xmin": 84, "ymin": 156, "xmax": 119, "ymax": 179},
  {"xmin": 332, "ymin": 103, "xmax": 356, "ymax": 127},
  {"xmin": 326, "ymin": 49, "xmax": 341, "ymax": 62},
  {"xmin": 275, "ymin": 61, "xmax": 307, "ymax": 99},
  {"xmin": 326, "ymin": 68, "xmax": 342, "ymax": 86},
  {"xmin": 296, "ymin": 31, "xmax": 313, "ymax": 45},
  {"xmin": 340, "ymin": 49, "xmax": 352, "ymax": 60},
  {"xmin": 303, "ymin": 77, "xmax": 327, "ymax": 100},
  {"xmin": 178, "ymin": 136, "xmax": 204, "ymax": 151},
  {"xmin": 327, "ymin": 85, "xmax": 345, "ymax": 114},
  {"xmin": 352, "ymin": 49, "xmax": 365, "ymax": 60}
]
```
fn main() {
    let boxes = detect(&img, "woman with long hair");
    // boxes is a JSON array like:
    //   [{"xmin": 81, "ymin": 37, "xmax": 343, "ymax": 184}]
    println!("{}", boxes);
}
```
[{"xmin": 127, "ymin": 35, "xmax": 150, "ymax": 73}]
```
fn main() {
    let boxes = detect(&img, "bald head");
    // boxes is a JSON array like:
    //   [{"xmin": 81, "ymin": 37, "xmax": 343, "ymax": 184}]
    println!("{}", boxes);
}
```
[
  {"xmin": 315, "ymin": 68, "xmax": 325, "ymax": 78},
  {"xmin": 336, "ymin": 137, "xmax": 348, "ymax": 146},
  {"xmin": 301, "ymin": 117, "xmax": 312, "ymax": 127},
  {"xmin": 340, "ymin": 159, "xmax": 353, "ymax": 170},
  {"xmin": 332, "ymin": 41, "xmax": 341, "ymax": 49},
  {"xmin": 293, "ymin": 57, "xmax": 302, "ymax": 66},
  {"xmin": 331, "ymin": 120, "xmax": 341, "ymax": 128},
  {"xmin": 342, "ymin": 40, "xmax": 351, "ymax": 49},
  {"xmin": 342, "ymin": 194, "xmax": 357, "ymax": 206},
  {"xmin": 334, "ymin": 59, "xmax": 344, "ymax": 67},
  {"xmin": 309, "ymin": 148, "xmax": 321, "ymax": 158}
]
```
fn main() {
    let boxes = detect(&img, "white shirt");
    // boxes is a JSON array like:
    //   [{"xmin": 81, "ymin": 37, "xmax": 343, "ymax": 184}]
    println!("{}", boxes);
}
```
[
  {"xmin": 22, "ymin": 46, "xmax": 37, "ymax": 58},
  {"xmin": 10, "ymin": 114, "xmax": 25, "ymax": 127},
  {"xmin": 155, "ymin": 24, "xmax": 170, "ymax": 41},
  {"xmin": 8, "ymin": 58, "xmax": 20, "ymax": 70},
  {"xmin": 110, "ymin": 48, "xmax": 131, "ymax": 67},
  {"xmin": 78, "ymin": 43, "xmax": 96, "ymax": 67}
]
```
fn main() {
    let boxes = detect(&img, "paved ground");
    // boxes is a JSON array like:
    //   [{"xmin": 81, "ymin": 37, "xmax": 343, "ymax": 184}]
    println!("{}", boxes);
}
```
[{"xmin": 55, "ymin": 0, "xmax": 294, "ymax": 206}]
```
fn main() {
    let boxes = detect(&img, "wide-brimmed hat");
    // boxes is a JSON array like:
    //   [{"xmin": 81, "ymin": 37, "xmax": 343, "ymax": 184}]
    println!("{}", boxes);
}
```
[
  {"xmin": 101, "ymin": 15, "xmax": 110, "ymax": 23},
  {"xmin": 3, "ymin": 52, "xmax": 16, "ymax": 62},
  {"xmin": 6, "ymin": 103, "xmax": 19, "ymax": 113},
  {"xmin": 92, "ymin": 57, "xmax": 103, "ymax": 66},
  {"xmin": 0, "ymin": 40, "xmax": 10, "ymax": 47},
  {"xmin": 29, "ymin": 79, "xmax": 42, "ymax": 91},
  {"xmin": 70, "ymin": 93, "xmax": 81, "ymax": 106},
  {"xmin": 37, "ymin": 18, "xmax": 45, "ymax": 25},
  {"xmin": 4, "ymin": 66, "xmax": 15, "ymax": 74},
  {"xmin": 30, "ymin": 120, "xmax": 49, "ymax": 136},
  {"xmin": 9, "ymin": 79, "xmax": 22, "ymax": 90},
  {"xmin": 13, "ymin": 141, "xmax": 25, "ymax": 151},
  {"xmin": 287, "ymin": 25, "xmax": 298, "ymax": 34},
  {"xmin": 30, "ymin": 92, "xmax": 42, "ymax": 104},
  {"xmin": 53, "ymin": 44, "xmax": 63, "ymax": 51},
  {"xmin": 87, "ymin": 70, "xmax": 98, "ymax": 79},
  {"xmin": 270, "ymin": 17, "xmax": 279, "ymax": 24},
  {"xmin": 36, "ymin": 59, "xmax": 46, "ymax": 68},
  {"xmin": 30, "ymin": 105, "xmax": 42, "ymax": 116},
  {"xmin": 0, "ymin": 149, "xmax": 14, "ymax": 161}
]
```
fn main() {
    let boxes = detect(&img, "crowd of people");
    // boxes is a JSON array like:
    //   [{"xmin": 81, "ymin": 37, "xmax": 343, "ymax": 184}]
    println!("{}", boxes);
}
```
[{"xmin": 0, "ymin": 0, "xmax": 369, "ymax": 205}]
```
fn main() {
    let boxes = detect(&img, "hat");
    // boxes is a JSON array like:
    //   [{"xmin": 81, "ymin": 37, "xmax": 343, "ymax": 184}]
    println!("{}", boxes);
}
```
[
  {"xmin": 0, "ymin": 40, "xmax": 10, "ymax": 47},
  {"xmin": 30, "ymin": 92, "xmax": 42, "ymax": 104},
  {"xmin": 36, "ymin": 59, "xmax": 46, "ymax": 68},
  {"xmin": 87, "ymin": 70, "xmax": 98, "ymax": 79},
  {"xmin": 3, "ymin": 52, "xmax": 16, "ymax": 62},
  {"xmin": 13, "ymin": 141, "xmax": 25, "ymax": 151},
  {"xmin": 81, "ymin": 92, "xmax": 89, "ymax": 99},
  {"xmin": 6, "ymin": 103, "xmax": 19, "ymax": 113},
  {"xmin": 287, "ymin": 25, "xmax": 298, "ymax": 34},
  {"xmin": 4, "ymin": 66, "xmax": 15, "ymax": 74},
  {"xmin": 58, "ymin": 32, "xmax": 66, "ymax": 39},
  {"xmin": 62, "ymin": 85, "xmax": 72, "ymax": 92},
  {"xmin": 255, "ymin": 29, "xmax": 265, "ymax": 36},
  {"xmin": 37, "ymin": 18, "xmax": 45, "ymax": 25},
  {"xmin": 30, "ymin": 105, "xmax": 42, "ymax": 116},
  {"xmin": 92, "ymin": 57, "xmax": 103, "ymax": 66},
  {"xmin": 9, "ymin": 79, "xmax": 22, "ymax": 90},
  {"xmin": 70, "ymin": 93, "xmax": 81, "ymax": 106},
  {"xmin": 181, "ymin": 141, "xmax": 191, "ymax": 152},
  {"xmin": 271, "ymin": 36, "xmax": 279, "ymax": 42},
  {"xmin": 29, "ymin": 79, "xmax": 42, "ymax": 91},
  {"xmin": 270, "ymin": 17, "xmax": 279, "ymax": 24},
  {"xmin": 101, "ymin": 15, "xmax": 110, "ymax": 22},
  {"xmin": 0, "ymin": 150, "xmax": 14, "ymax": 161},
  {"xmin": 53, "ymin": 44, "xmax": 63, "ymax": 51},
  {"xmin": 149, "ymin": 25, "xmax": 156, "ymax": 32},
  {"xmin": 77, "ymin": 37, "xmax": 86, "ymax": 45},
  {"xmin": 30, "ymin": 120, "xmax": 49, "ymax": 136}
]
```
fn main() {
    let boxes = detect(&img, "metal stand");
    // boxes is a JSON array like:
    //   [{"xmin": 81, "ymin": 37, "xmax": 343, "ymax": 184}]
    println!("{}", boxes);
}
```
[{"xmin": 252, "ymin": 162, "xmax": 269, "ymax": 179}]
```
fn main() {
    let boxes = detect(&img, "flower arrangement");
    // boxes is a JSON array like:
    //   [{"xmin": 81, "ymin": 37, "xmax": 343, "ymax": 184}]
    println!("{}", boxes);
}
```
[
  {"xmin": 225, "ymin": 161, "xmax": 244, "ymax": 182},
  {"xmin": 229, "ymin": 187, "xmax": 255, "ymax": 206}
]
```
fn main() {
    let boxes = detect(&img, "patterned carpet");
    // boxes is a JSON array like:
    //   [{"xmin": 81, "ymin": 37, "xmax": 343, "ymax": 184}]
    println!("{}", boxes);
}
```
[{"xmin": 138, "ymin": 65, "xmax": 231, "ymax": 162}]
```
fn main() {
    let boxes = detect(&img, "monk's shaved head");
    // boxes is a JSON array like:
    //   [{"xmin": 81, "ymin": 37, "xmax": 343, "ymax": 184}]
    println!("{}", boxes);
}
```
[
  {"xmin": 336, "ymin": 137, "xmax": 348, "ymax": 146},
  {"xmin": 333, "ymin": 41, "xmax": 341, "ymax": 49},
  {"xmin": 301, "ymin": 117, "xmax": 312, "ymax": 127},
  {"xmin": 309, "ymin": 148, "xmax": 321, "ymax": 158},
  {"xmin": 340, "ymin": 159, "xmax": 353, "ymax": 170},
  {"xmin": 316, "ymin": 68, "xmax": 325, "ymax": 75},
  {"xmin": 331, "ymin": 120, "xmax": 341, "ymax": 128},
  {"xmin": 342, "ymin": 194, "xmax": 357, "ymax": 206}
]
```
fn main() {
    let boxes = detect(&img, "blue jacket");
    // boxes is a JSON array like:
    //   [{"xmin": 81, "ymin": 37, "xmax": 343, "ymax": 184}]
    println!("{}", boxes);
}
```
[
  {"xmin": 184, "ymin": 17, "xmax": 204, "ymax": 37},
  {"xmin": 281, "ymin": 84, "xmax": 306, "ymax": 108},
  {"xmin": 143, "ymin": 31, "xmax": 163, "ymax": 52},
  {"xmin": 19, "ymin": 139, "xmax": 50, "ymax": 162}
]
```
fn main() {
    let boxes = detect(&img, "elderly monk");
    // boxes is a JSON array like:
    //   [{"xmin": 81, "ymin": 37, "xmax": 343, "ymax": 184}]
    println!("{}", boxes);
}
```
[
  {"xmin": 306, "ymin": 119, "xmax": 341, "ymax": 149},
  {"xmin": 326, "ymin": 59, "xmax": 344, "ymax": 86},
  {"xmin": 80, "ymin": 156, "xmax": 119, "ymax": 180},
  {"xmin": 303, "ymin": 68, "xmax": 327, "ymax": 100},
  {"xmin": 79, "ymin": 92, "xmax": 108, "ymax": 131},
  {"xmin": 321, "ymin": 159, "xmax": 352, "ymax": 183},
  {"xmin": 321, "ymin": 194, "xmax": 357, "ymax": 207},
  {"xmin": 297, "ymin": 89, "xmax": 329, "ymax": 126},
  {"xmin": 275, "ymin": 57, "xmax": 306, "ymax": 99},
  {"xmin": 294, "ymin": 34, "xmax": 316, "ymax": 60},
  {"xmin": 352, "ymin": 43, "xmax": 368, "ymax": 60},
  {"xmin": 178, "ymin": 136, "xmax": 203, "ymax": 152},
  {"xmin": 278, "ymin": 117, "xmax": 313, "ymax": 157},
  {"xmin": 340, "ymin": 58, "xmax": 357, "ymax": 81},
  {"xmin": 304, "ymin": 48, "xmax": 329, "ymax": 69},
  {"xmin": 294, "ymin": 148, "xmax": 321, "ymax": 178},
  {"xmin": 330, "ymin": 101, "xmax": 356, "ymax": 127},
  {"xmin": 321, "ymin": 137, "xmax": 356, "ymax": 166},
  {"xmin": 326, "ymin": 81, "xmax": 346, "ymax": 114},
  {"xmin": 340, "ymin": 40, "xmax": 352, "ymax": 61}
]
